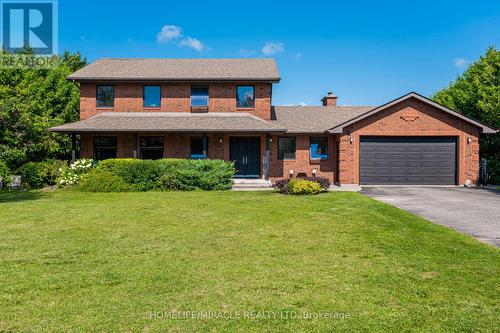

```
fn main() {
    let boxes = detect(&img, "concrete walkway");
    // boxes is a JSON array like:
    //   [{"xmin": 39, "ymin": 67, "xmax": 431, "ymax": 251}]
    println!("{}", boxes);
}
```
[{"xmin": 361, "ymin": 186, "xmax": 500, "ymax": 247}]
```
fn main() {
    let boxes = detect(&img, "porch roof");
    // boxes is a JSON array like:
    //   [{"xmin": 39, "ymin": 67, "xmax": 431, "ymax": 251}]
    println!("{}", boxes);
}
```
[{"xmin": 49, "ymin": 112, "xmax": 286, "ymax": 133}]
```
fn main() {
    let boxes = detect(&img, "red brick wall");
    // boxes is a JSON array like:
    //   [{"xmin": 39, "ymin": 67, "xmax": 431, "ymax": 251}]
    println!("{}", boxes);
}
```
[
  {"xmin": 337, "ymin": 97, "xmax": 480, "ymax": 185},
  {"xmin": 268, "ymin": 135, "xmax": 336, "ymax": 182},
  {"xmin": 79, "ymin": 82, "xmax": 272, "ymax": 120},
  {"xmin": 80, "ymin": 133, "xmax": 230, "ymax": 161}
]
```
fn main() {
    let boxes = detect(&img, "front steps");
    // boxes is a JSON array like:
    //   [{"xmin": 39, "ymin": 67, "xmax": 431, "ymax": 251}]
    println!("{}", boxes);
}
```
[{"xmin": 231, "ymin": 178, "xmax": 273, "ymax": 191}]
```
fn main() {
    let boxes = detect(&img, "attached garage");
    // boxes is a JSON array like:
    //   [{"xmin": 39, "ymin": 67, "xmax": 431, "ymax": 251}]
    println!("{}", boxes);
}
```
[{"xmin": 359, "ymin": 136, "xmax": 457, "ymax": 185}]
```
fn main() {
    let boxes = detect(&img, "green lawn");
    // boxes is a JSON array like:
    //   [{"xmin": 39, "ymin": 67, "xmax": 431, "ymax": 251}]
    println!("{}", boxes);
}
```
[{"xmin": 0, "ymin": 191, "xmax": 498, "ymax": 332}]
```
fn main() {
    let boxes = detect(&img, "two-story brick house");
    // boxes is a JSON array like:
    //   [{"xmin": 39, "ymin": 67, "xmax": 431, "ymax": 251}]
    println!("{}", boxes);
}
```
[{"xmin": 50, "ymin": 58, "xmax": 496, "ymax": 185}]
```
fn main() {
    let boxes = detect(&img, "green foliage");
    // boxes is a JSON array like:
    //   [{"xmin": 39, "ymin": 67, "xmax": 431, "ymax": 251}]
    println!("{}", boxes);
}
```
[
  {"xmin": 159, "ymin": 159, "xmax": 236, "ymax": 191},
  {"xmin": 487, "ymin": 160, "xmax": 500, "ymax": 185},
  {"xmin": 77, "ymin": 158, "xmax": 236, "ymax": 192},
  {"xmin": 287, "ymin": 179, "xmax": 322, "ymax": 195},
  {"xmin": 94, "ymin": 158, "xmax": 171, "ymax": 191},
  {"xmin": 77, "ymin": 170, "xmax": 134, "ymax": 192},
  {"xmin": 0, "ymin": 160, "xmax": 11, "ymax": 185},
  {"xmin": 15, "ymin": 159, "xmax": 65, "ymax": 189},
  {"xmin": 432, "ymin": 46, "xmax": 499, "ymax": 182},
  {"xmin": 0, "ymin": 49, "xmax": 87, "ymax": 170}
]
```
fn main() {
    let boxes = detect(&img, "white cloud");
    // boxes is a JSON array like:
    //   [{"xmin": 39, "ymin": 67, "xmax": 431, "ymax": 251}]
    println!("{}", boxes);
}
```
[
  {"xmin": 157, "ymin": 24, "xmax": 205, "ymax": 52},
  {"xmin": 298, "ymin": 102, "xmax": 307, "ymax": 106},
  {"xmin": 453, "ymin": 57, "xmax": 469, "ymax": 68},
  {"xmin": 293, "ymin": 53, "xmax": 302, "ymax": 62},
  {"xmin": 157, "ymin": 25, "xmax": 182, "ymax": 43},
  {"xmin": 240, "ymin": 48, "xmax": 256, "ymax": 57},
  {"xmin": 262, "ymin": 42, "xmax": 285, "ymax": 56},
  {"xmin": 179, "ymin": 37, "xmax": 204, "ymax": 52}
]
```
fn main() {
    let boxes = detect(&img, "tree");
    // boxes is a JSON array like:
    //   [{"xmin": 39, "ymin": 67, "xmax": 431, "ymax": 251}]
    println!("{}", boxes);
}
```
[
  {"xmin": 432, "ymin": 46, "xmax": 499, "ymax": 182},
  {"xmin": 0, "ymin": 50, "xmax": 86, "ymax": 170}
]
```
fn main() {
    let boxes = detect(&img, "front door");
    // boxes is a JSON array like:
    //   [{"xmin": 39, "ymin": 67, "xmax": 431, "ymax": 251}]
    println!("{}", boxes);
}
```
[{"xmin": 229, "ymin": 137, "xmax": 261, "ymax": 178}]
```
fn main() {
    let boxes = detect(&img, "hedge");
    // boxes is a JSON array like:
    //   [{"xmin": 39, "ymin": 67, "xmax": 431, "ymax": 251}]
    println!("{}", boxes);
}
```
[
  {"xmin": 77, "ymin": 170, "xmax": 134, "ymax": 192},
  {"xmin": 76, "ymin": 158, "xmax": 236, "ymax": 192}
]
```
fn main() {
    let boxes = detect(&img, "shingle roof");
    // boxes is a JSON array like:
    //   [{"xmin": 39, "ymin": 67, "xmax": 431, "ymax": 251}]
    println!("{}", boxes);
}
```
[
  {"xmin": 271, "ymin": 105, "xmax": 375, "ymax": 133},
  {"xmin": 50, "ymin": 112, "xmax": 286, "ymax": 133},
  {"xmin": 67, "ymin": 58, "xmax": 280, "ymax": 82},
  {"xmin": 328, "ymin": 92, "xmax": 497, "ymax": 134}
]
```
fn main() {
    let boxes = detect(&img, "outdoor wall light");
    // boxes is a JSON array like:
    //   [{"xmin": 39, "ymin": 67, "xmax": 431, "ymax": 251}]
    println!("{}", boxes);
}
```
[
  {"xmin": 349, "ymin": 137, "xmax": 353, "ymax": 144},
  {"xmin": 218, "ymin": 136, "xmax": 223, "ymax": 143},
  {"xmin": 467, "ymin": 137, "xmax": 472, "ymax": 144},
  {"xmin": 289, "ymin": 169, "xmax": 294, "ymax": 175},
  {"xmin": 312, "ymin": 169, "xmax": 317, "ymax": 176}
]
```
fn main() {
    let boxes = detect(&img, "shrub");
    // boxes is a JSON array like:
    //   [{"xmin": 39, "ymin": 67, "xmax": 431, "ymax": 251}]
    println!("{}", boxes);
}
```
[
  {"xmin": 57, "ymin": 159, "xmax": 94, "ymax": 187},
  {"xmin": 15, "ymin": 162, "xmax": 45, "ymax": 189},
  {"xmin": 273, "ymin": 177, "xmax": 330, "ymax": 194},
  {"xmin": 304, "ymin": 177, "xmax": 330, "ymax": 191},
  {"xmin": 487, "ymin": 159, "xmax": 500, "ymax": 184},
  {"xmin": 287, "ymin": 179, "xmax": 322, "ymax": 195},
  {"xmin": 75, "ymin": 158, "xmax": 235, "ymax": 192},
  {"xmin": 0, "ymin": 160, "xmax": 11, "ymax": 186},
  {"xmin": 44, "ymin": 159, "xmax": 67, "ymax": 185},
  {"xmin": 159, "ymin": 159, "xmax": 235, "ymax": 191},
  {"xmin": 94, "ymin": 158, "xmax": 172, "ymax": 191},
  {"xmin": 273, "ymin": 178, "xmax": 291, "ymax": 194},
  {"xmin": 77, "ymin": 169, "xmax": 134, "ymax": 192},
  {"xmin": 15, "ymin": 160, "xmax": 65, "ymax": 189}
]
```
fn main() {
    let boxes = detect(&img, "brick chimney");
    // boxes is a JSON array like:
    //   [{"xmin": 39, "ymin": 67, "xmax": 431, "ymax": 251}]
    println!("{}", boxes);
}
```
[{"xmin": 321, "ymin": 92, "xmax": 337, "ymax": 106}]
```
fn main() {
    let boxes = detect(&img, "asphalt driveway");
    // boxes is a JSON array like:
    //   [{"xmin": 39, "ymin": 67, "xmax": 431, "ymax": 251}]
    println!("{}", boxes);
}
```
[{"xmin": 361, "ymin": 187, "xmax": 500, "ymax": 247}]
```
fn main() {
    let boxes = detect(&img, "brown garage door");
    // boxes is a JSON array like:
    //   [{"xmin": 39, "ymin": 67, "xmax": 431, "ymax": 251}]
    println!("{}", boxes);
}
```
[{"xmin": 360, "ymin": 136, "xmax": 457, "ymax": 185}]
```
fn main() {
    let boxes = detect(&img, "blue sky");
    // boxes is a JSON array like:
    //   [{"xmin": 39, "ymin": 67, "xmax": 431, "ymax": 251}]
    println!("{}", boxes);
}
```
[{"xmin": 59, "ymin": 0, "xmax": 500, "ymax": 106}]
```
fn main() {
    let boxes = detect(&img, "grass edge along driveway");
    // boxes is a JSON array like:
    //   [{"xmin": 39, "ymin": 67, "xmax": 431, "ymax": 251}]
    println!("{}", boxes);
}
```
[{"xmin": 0, "ymin": 190, "xmax": 498, "ymax": 332}]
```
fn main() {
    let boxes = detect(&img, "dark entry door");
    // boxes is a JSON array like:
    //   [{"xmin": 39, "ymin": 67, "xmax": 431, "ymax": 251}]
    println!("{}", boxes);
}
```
[
  {"xmin": 230, "ymin": 137, "xmax": 261, "ymax": 178},
  {"xmin": 359, "ymin": 136, "xmax": 457, "ymax": 185}
]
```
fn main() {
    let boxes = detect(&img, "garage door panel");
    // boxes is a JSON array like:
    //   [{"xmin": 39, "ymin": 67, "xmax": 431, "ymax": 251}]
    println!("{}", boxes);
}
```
[{"xmin": 360, "ymin": 136, "xmax": 457, "ymax": 185}]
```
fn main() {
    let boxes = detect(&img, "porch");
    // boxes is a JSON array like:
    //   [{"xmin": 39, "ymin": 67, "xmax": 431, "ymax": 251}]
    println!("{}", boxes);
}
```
[
  {"xmin": 50, "ymin": 112, "xmax": 340, "ymax": 182},
  {"xmin": 79, "ymin": 132, "xmax": 273, "ymax": 179}
]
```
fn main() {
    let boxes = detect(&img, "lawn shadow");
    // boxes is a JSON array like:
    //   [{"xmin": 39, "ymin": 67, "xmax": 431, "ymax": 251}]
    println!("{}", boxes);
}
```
[{"xmin": 0, "ymin": 190, "xmax": 47, "ymax": 203}]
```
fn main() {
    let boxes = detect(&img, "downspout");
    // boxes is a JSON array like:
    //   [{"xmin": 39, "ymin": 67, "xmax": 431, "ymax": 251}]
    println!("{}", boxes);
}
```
[
  {"xmin": 71, "ymin": 133, "xmax": 77, "ymax": 161},
  {"xmin": 202, "ymin": 134, "xmax": 208, "ymax": 158},
  {"xmin": 265, "ymin": 133, "xmax": 271, "ymax": 180}
]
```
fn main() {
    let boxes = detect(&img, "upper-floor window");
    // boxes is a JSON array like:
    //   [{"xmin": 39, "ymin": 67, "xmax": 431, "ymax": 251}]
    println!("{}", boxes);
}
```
[
  {"xmin": 310, "ymin": 137, "xmax": 328, "ymax": 160},
  {"xmin": 96, "ymin": 85, "xmax": 114, "ymax": 108},
  {"xmin": 236, "ymin": 86, "xmax": 255, "ymax": 108},
  {"xmin": 278, "ymin": 137, "xmax": 296, "ymax": 160},
  {"xmin": 191, "ymin": 86, "xmax": 209, "ymax": 107},
  {"xmin": 93, "ymin": 136, "xmax": 117, "ymax": 160},
  {"xmin": 143, "ymin": 86, "xmax": 161, "ymax": 108}
]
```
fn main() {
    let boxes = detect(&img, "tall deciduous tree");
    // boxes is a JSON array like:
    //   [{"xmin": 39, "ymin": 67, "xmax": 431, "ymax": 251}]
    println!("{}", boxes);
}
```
[
  {"xmin": 432, "ymin": 46, "xmax": 499, "ymax": 182},
  {"xmin": 0, "ymin": 50, "xmax": 86, "ymax": 170}
]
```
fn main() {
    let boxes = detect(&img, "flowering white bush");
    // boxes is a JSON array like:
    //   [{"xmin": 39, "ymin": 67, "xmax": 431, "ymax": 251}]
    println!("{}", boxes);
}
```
[{"xmin": 57, "ymin": 158, "xmax": 94, "ymax": 187}]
